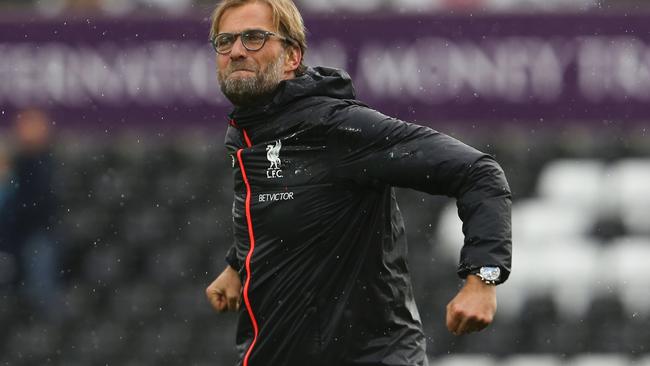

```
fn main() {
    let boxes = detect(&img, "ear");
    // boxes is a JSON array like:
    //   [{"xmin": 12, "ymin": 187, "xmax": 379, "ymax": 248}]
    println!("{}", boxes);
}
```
[{"xmin": 284, "ymin": 45, "xmax": 302, "ymax": 74}]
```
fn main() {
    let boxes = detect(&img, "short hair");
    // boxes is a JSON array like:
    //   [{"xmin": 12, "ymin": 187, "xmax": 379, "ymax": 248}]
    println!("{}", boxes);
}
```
[{"xmin": 210, "ymin": 0, "xmax": 308, "ymax": 75}]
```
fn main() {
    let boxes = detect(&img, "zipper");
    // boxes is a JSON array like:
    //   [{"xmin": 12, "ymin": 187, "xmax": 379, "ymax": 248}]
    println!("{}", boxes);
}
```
[{"xmin": 236, "ymin": 147, "xmax": 259, "ymax": 366}]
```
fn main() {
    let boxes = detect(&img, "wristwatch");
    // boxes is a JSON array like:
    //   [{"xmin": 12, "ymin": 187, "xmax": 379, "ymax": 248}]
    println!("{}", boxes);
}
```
[{"xmin": 470, "ymin": 266, "xmax": 501, "ymax": 285}]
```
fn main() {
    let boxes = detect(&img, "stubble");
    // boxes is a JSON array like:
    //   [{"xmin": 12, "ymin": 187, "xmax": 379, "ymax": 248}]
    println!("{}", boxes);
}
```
[{"xmin": 218, "ymin": 51, "xmax": 286, "ymax": 107}]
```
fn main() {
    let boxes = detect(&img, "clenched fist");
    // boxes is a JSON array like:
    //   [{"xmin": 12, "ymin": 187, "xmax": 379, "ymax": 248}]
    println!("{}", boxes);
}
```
[
  {"xmin": 446, "ymin": 274, "xmax": 497, "ymax": 335},
  {"xmin": 206, "ymin": 265, "xmax": 242, "ymax": 312}
]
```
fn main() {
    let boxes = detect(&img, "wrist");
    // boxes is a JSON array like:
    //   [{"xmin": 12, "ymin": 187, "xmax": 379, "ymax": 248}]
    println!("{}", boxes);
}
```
[
  {"xmin": 466, "ymin": 274, "xmax": 496, "ymax": 288},
  {"xmin": 468, "ymin": 266, "xmax": 501, "ymax": 285}
]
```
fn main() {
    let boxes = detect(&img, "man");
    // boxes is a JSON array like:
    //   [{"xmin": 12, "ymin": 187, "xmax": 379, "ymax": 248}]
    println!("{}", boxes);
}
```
[
  {"xmin": 0, "ymin": 109, "xmax": 61, "ymax": 321},
  {"xmin": 205, "ymin": 1, "xmax": 512, "ymax": 365}
]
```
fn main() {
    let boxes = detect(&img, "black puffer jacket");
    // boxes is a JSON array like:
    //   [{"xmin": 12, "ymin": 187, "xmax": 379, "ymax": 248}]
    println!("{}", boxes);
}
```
[{"xmin": 223, "ymin": 67, "xmax": 512, "ymax": 366}]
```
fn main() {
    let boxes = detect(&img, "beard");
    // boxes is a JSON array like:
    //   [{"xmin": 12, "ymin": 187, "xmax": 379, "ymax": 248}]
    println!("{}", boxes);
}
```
[{"xmin": 218, "ymin": 51, "xmax": 286, "ymax": 107}]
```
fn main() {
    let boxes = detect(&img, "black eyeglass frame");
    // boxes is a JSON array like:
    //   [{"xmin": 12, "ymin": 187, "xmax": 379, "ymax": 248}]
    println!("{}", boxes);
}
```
[{"xmin": 209, "ymin": 29, "xmax": 295, "ymax": 55}]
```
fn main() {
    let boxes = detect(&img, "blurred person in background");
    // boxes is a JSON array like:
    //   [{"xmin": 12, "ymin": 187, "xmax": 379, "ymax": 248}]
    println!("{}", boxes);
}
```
[
  {"xmin": 204, "ymin": 1, "xmax": 512, "ymax": 365},
  {"xmin": 0, "ymin": 145, "xmax": 15, "ymax": 285},
  {"xmin": 0, "ymin": 146, "xmax": 11, "ymax": 217},
  {"xmin": 0, "ymin": 108, "xmax": 61, "ymax": 322}
]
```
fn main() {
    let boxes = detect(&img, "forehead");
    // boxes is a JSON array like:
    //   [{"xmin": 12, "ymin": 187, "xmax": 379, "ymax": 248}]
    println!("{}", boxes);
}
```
[{"xmin": 218, "ymin": 2, "xmax": 275, "ymax": 33}]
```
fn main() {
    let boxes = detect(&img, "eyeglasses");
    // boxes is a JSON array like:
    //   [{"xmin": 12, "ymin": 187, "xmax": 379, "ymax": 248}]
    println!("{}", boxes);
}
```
[{"xmin": 210, "ymin": 29, "xmax": 293, "ymax": 55}]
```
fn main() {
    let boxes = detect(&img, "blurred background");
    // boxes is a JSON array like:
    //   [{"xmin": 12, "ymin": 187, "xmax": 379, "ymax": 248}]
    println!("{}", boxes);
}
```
[{"xmin": 1, "ymin": 0, "xmax": 650, "ymax": 365}]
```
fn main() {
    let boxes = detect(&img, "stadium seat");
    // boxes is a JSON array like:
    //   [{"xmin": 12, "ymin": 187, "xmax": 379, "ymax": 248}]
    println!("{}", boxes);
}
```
[
  {"xmin": 53, "ymin": 137, "xmax": 106, "ymax": 202},
  {"xmin": 0, "ymin": 252, "xmax": 16, "ymax": 286},
  {"xmin": 511, "ymin": 199, "xmax": 594, "ymax": 247},
  {"xmin": 173, "ymin": 132, "xmax": 221, "ymax": 165},
  {"xmin": 633, "ymin": 354, "xmax": 650, "ymax": 366},
  {"xmin": 566, "ymin": 354, "xmax": 631, "ymax": 366},
  {"xmin": 609, "ymin": 159, "xmax": 650, "ymax": 207},
  {"xmin": 189, "ymin": 321, "xmax": 239, "ymax": 363},
  {"xmin": 53, "ymin": 356, "xmax": 89, "ymax": 366},
  {"xmin": 517, "ymin": 295, "xmax": 560, "ymax": 353},
  {"xmin": 619, "ymin": 314, "xmax": 650, "ymax": 355},
  {"xmin": 502, "ymin": 354, "xmax": 564, "ymax": 366},
  {"xmin": 108, "ymin": 281, "xmax": 164, "ymax": 322},
  {"xmin": 60, "ymin": 283, "xmax": 103, "ymax": 322},
  {"xmin": 183, "ymin": 207, "xmax": 231, "ymax": 246},
  {"xmin": 61, "ymin": 206, "xmax": 111, "ymax": 250},
  {"xmin": 113, "ymin": 133, "xmax": 156, "ymax": 167},
  {"xmin": 3, "ymin": 323, "xmax": 60, "ymax": 364},
  {"xmin": 155, "ymin": 167, "xmax": 206, "ymax": 205},
  {"xmin": 191, "ymin": 360, "xmax": 226, "ymax": 366},
  {"xmin": 547, "ymin": 239, "xmax": 600, "ymax": 318},
  {"xmin": 498, "ymin": 237, "xmax": 598, "ymax": 318},
  {"xmin": 552, "ymin": 320, "xmax": 590, "ymax": 355},
  {"xmin": 0, "ymin": 290, "xmax": 18, "ymax": 347},
  {"xmin": 120, "ymin": 206, "xmax": 175, "ymax": 248},
  {"xmin": 601, "ymin": 237, "xmax": 650, "ymax": 316},
  {"xmin": 166, "ymin": 284, "xmax": 213, "ymax": 322},
  {"xmin": 536, "ymin": 159, "xmax": 605, "ymax": 210},
  {"xmin": 7, "ymin": 132, "xmax": 650, "ymax": 364},
  {"xmin": 82, "ymin": 245, "xmax": 131, "ymax": 287},
  {"xmin": 431, "ymin": 354, "xmax": 495, "ymax": 366},
  {"xmin": 145, "ymin": 245, "xmax": 199, "ymax": 286},
  {"xmin": 621, "ymin": 205, "xmax": 650, "ymax": 236},
  {"xmin": 134, "ymin": 320, "xmax": 193, "ymax": 360},
  {"xmin": 63, "ymin": 320, "xmax": 127, "ymax": 362},
  {"xmin": 455, "ymin": 317, "xmax": 523, "ymax": 356},
  {"xmin": 607, "ymin": 159, "xmax": 650, "ymax": 235},
  {"xmin": 434, "ymin": 203, "xmax": 465, "ymax": 262},
  {"xmin": 584, "ymin": 295, "xmax": 628, "ymax": 353},
  {"xmin": 92, "ymin": 166, "xmax": 140, "ymax": 209}
]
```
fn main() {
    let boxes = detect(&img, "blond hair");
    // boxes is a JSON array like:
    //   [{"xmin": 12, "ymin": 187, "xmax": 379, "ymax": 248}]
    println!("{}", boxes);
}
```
[{"xmin": 210, "ymin": 0, "xmax": 308, "ymax": 74}]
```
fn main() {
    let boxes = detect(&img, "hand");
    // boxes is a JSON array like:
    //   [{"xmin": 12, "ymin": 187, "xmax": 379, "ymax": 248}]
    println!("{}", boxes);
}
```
[
  {"xmin": 206, "ymin": 265, "xmax": 242, "ymax": 313},
  {"xmin": 445, "ymin": 274, "xmax": 497, "ymax": 335}
]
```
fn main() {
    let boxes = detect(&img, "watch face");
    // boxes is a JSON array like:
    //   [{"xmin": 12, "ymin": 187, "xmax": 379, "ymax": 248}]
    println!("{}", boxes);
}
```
[{"xmin": 480, "ymin": 267, "xmax": 501, "ymax": 281}]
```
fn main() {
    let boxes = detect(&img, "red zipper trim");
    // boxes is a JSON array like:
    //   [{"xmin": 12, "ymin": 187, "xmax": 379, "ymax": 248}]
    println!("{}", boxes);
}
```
[
  {"xmin": 237, "ymin": 148, "xmax": 259, "ymax": 366},
  {"xmin": 242, "ymin": 129, "xmax": 253, "ymax": 148},
  {"xmin": 230, "ymin": 119, "xmax": 253, "ymax": 147}
]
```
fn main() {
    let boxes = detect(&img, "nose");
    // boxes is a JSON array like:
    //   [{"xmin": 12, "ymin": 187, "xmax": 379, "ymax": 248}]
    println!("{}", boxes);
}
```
[{"xmin": 229, "ymin": 36, "xmax": 248, "ymax": 59}]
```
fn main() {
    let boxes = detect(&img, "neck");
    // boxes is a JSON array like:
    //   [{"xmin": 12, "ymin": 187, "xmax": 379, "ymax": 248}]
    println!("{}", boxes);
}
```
[{"xmin": 232, "ymin": 86, "xmax": 278, "ymax": 109}]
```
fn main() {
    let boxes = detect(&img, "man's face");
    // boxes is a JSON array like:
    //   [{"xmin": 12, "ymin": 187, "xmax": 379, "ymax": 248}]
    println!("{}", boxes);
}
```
[
  {"xmin": 216, "ymin": 2, "xmax": 293, "ymax": 107},
  {"xmin": 15, "ymin": 110, "xmax": 50, "ymax": 153}
]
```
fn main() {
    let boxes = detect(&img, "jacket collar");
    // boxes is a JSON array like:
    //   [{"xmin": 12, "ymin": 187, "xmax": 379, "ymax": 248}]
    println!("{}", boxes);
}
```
[{"xmin": 228, "ymin": 66, "xmax": 356, "ymax": 130}]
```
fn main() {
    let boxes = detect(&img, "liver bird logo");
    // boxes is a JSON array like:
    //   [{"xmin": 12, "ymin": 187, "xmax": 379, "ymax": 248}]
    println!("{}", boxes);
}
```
[{"xmin": 266, "ymin": 140, "xmax": 282, "ymax": 170}]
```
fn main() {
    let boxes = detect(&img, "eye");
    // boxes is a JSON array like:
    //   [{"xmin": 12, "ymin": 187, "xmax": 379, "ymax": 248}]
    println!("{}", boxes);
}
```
[
  {"xmin": 244, "ymin": 31, "xmax": 266, "ymax": 44},
  {"xmin": 216, "ymin": 34, "xmax": 235, "ymax": 47}
]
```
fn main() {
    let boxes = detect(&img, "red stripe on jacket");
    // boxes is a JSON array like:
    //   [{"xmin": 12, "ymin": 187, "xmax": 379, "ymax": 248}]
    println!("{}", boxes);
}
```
[{"xmin": 237, "ymin": 148, "xmax": 259, "ymax": 366}]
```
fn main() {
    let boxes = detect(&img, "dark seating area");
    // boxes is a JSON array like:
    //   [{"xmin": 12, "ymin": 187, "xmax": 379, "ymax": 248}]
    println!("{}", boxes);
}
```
[{"xmin": 1, "ymin": 130, "xmax": 649, "ymax": 365}]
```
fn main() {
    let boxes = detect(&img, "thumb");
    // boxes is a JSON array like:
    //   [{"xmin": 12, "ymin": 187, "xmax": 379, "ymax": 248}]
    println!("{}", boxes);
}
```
[
  {"xmin": 206, "ymin": 285, "xmax": 227, "ymax": 312},
  {"xmin": 225, "ymin": 284, "xmax": 242, "ymax": 311}
]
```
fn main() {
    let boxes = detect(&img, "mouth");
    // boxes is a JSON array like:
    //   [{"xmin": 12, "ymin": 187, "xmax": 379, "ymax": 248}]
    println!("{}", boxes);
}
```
[{"xmin": 230, "ymin": 68, "xmax": 255, "ymax": 74}]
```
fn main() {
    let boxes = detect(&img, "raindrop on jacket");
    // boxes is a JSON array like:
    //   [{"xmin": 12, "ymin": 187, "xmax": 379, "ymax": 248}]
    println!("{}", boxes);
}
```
[{"xmin": 223, "ymin": 66, "xmax": 512, "ymax": 366}]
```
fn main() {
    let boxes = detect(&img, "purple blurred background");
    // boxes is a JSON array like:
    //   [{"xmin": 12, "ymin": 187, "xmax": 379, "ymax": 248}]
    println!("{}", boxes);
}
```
[
  {"xmin": 2, "ymin": 12, "xmax": 650, "ymax": 129},
  {"xmin": 1, "ymin": 1, "xmax": 650, "ymax": 365}
]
